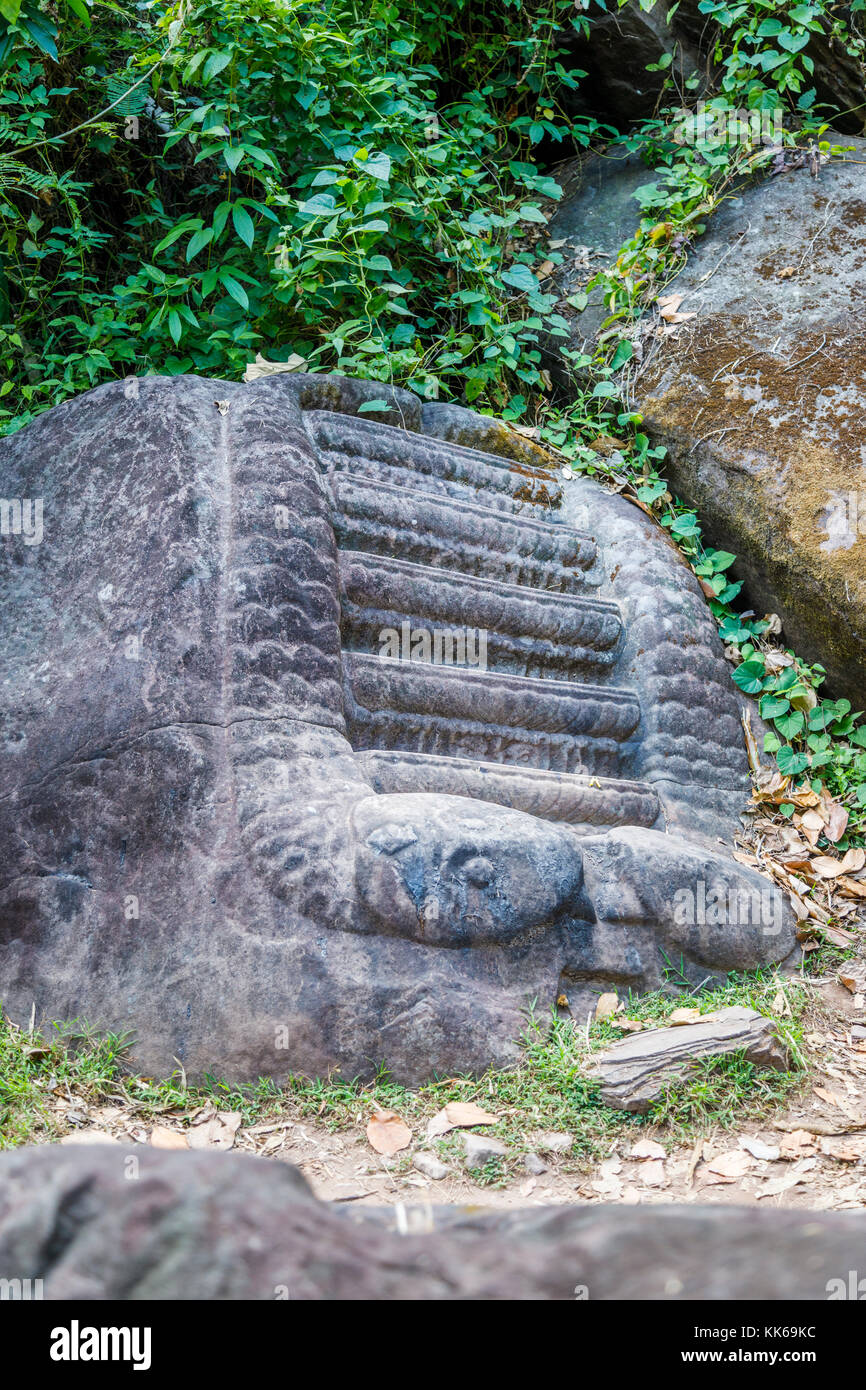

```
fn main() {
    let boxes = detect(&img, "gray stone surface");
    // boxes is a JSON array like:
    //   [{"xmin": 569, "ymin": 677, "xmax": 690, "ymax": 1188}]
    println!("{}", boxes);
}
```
[
  {"xmin": 547, "ymin": 148, "xmax": 652, "ymax": 360},
  {"xmin": 538, "ymin": 1131, "xmax": 573, "ymax": 1154},
  {"xmin": 412, "ymin": 1151, "xmax": 451, "ymax": 1180},
  {"xmin": 1, "ymin": 1143, "xmax": 864, "ymax": 1300},
  {"xmin": 0, "ymin": 372, "xmax": 798, "ymax": 1084},
  {"xmin": 562, "ymin": 0, "xmax": 707, "ymax": 128}
]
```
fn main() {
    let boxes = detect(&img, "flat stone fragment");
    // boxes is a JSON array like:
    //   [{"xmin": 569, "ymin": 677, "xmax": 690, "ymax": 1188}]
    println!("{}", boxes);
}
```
[
  {"xmin": 1, "ymin": 1144, "xmax": 864, "ymax": 1300},
  {"xmin": 463, "ymin": 1133, "xmax": 509, "ymax": 1167},
  {"xmin": 412, "ymin": 1151, "xmax": 451, "ymax": 1181},
  {"xmin": 586, "ymin": 1006, "xmax": 789, "ymax": 1112},
  {"xmin": 0, "ymin": 372, "xmax": 799, "ymax": 1083}
]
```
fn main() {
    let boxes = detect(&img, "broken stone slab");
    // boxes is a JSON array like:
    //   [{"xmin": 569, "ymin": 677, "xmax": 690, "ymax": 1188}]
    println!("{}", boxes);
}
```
[
  {"xmin": 3, "ymin": 1144, "xmax": 866, "ymax": 1300},
  {"xmin": 626, "ymin": 142, "xmax": 866, "ymax": 704},
  {"xmin": 549, "ymin": 137, "xmax": 866, "ymax": 704},
  {"xmin": 586, "ymin": 1006, "xmax": 789, "ymax": 1112}
]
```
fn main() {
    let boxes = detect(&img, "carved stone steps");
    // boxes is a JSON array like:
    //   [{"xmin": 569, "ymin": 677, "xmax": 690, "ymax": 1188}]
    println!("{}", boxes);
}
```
[
  {"xmin": 338, "ymin": 551, "xmax": 623, "ymax": 678},
  {"xmin": 331, "ymin": 475, "xmax": 598, "ymax": 594},
  {"xmin": 344, "ymin": 652, "xmax": 640, "ymax": 775},
  {"xmin": 357, "ymin": 750, "xmax": 661, "ymax": 830},
  {"xmin": 313, "ymin": 406, "xmax": 663, "ymax": 822},
  {"xmin": 310, "ymin": 410, "xmax": 562, "ymax": 513}
]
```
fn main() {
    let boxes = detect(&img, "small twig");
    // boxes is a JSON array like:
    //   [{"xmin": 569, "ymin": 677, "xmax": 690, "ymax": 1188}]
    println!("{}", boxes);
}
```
[
  {"xmin": 693, "ymin": 224, "xmax": 752, "ymax": 294},
  {"xmin": 710, "ymin": 348, "xmax": 765, "ymax": 383},
  {"xmin": 782, "ymin": 336, "xmax": 828, "ymax": 373},
  {"xmin": 689, "ymin": 425, "xmax": 746, "ymax": 454},
  {"xmin": 798, "ymin": 202, "xmax": 835, "ymax": 270},
  {"xmin": 10, "ymin": 18, "xmax": 186, "ymax": 157}
]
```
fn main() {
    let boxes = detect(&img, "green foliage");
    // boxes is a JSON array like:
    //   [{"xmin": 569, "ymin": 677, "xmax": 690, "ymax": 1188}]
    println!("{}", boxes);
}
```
[{"xmin": 0, "ymin": 0, "xmax": 595, "ymax": 428}]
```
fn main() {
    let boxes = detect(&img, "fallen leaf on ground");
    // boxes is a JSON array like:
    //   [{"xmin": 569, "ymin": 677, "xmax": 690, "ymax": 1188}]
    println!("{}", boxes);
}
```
[
  {"xmin": 59, "ymin": 1129, "xmax": 118, "ymax": 1146},
  {"xmin": 610, "ymin": 1017, "xmax": 644, "ymax": 1032},
  {"xmin": 810, "ymin": 856, "xmax": 848, "ymax": 879},
  {"xmin": 629, "ymin": 1138, "xmax": 666, "ymax": 1160},
  {"xmin": 426, "ymin": 1101, "xmax": 498, "ymax": 1138},
  {"xmin": 187, "ymin": 1112, "xmax": 242, "ymax": 1152},
  {"xmin": 706, "ymin": 1149, "xmax": 754, "ymax": 1179},
  {"xmin": 740, "ymin": 1136, "xmax": 780, "ymax": 1161},
  {"xmin": 590, "ymin": 433, "xmax": 628, "ymax": 456},
  {"xmin": 669, "ymin": 1007, "xmax": 703, "ymax": 1026},
  {"xmin": 779, "ymin": 1129, "xmax": 817, "ymax": 1158},
  {"xmin": 811, "ymin": 847, "xmax": 865, "ymax": 879},
  {"xmin": 243, "ymin": 352, "xmax": 306, "ymax": 381},
  {"xmin": 814, "ymin": 1084, "xmax": 846, "ymax": 1107},
  {"xmin": 758, "ymin": 1172, "xmax": 805, "ymax": 1198},
  {"xmin": 839, "ymin": 967, "xmax": 866, "ymax": 995},
  {"xmin": 591, "ymin": 1157, "xmax": 623, "ymax": 1197},
  {"xmin": 770, "ymin": 990, "xmax": 791, "ymax": 1017},
  {"xmin": 658, "ymin": 293, "xmax": 697, "ymax": 325},
  {"xmin": 820, "ymin": 1136, "xmax": 866, "ymax": 1162},
  {"xmin": 150, "ymin": 1125, "xmax": 189, "ymax": 1150},
  {"xmin": 823, "ymin": 802, "xmax": 849, "ymax": 842},
  {"xmin": 822, "ymin": 924, "xmax": 857, "ymax": 948},
  {"xmin": 741, "ymin": 709, "xmax": 761, "ymax": 773},
  {"xmin": 366, "ymin": 1109, "xmax": 412, "ymax": 1155},
  {"xmin": 639, "ymin": 1159, "xmax": 667, "ymax": 1187}
]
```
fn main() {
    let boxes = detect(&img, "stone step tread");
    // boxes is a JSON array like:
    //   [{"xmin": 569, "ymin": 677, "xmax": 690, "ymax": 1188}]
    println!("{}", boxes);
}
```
[
  {"xmin": 344, "ymin": 651, "xmax": 639, "ymax": 732},
  {"xmin": 338, "ymin": 550, "xmax": 623, "ymax": 665},
  {"xmin": 309, "ymin": 409, "xmax": 562, "ymax": 512},
  {"xmin": 331, "ymin": 474, "xmax": 598, "ymax": 594},
  {"xmin": 357, "ymin": 749, "xmax": 661, "ymax": 829}
]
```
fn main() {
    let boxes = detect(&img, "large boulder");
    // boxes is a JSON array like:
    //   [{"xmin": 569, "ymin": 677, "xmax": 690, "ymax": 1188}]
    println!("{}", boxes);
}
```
[
  {"xmin": 629, "ymin": 145, "xmax": 866, "ymax": 704},
  {"xmin": 1, "ymin": 1143, "xmax": 864, "ymax": 1299},
  {"xmin": 562, "ymin": 0, "xmax": 708, "ymax": 127},
  {"xmin": 562, "ymin": 1, "xmax": 865, "ymax": 132},
  {"xmin": 0, "ymin": 373, "xmax": 798, "ymax": 1085}
]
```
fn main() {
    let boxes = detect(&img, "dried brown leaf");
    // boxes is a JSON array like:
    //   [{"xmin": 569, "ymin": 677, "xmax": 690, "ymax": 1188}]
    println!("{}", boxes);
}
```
[{"xmin": 366, "ymin": 1109, "xmax": 412, "ymax": 1156}]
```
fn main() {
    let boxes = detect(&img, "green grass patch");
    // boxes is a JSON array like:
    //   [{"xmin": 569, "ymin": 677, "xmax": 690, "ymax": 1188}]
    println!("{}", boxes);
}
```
[{"xmin": 1, "ymin": 964, "xmax": 813, "ymax": 1168}]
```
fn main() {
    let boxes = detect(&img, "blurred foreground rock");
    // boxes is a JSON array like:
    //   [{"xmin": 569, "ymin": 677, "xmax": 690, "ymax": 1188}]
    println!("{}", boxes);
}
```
[{"xmin": 0, "ymin": 1145, "xmax": 861, "ymax": 1300}]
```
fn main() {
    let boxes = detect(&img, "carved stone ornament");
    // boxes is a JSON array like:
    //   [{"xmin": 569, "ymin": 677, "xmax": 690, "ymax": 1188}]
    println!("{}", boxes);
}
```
[{"xmin": 0, "ymin": 374, "xmax": 798, "ymax": 1082}]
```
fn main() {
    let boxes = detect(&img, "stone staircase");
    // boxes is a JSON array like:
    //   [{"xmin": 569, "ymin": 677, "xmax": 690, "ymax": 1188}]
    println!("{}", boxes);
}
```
[{"xmin": 305, "ymin": 408, "xmax": 665, "ymax": 835}]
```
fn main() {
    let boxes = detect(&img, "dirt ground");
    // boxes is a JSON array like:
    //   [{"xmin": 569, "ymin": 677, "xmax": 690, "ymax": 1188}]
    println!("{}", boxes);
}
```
[{"xmin": 43, "ymin": 969, "xmax": 866, "ymax": 1217}]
